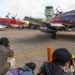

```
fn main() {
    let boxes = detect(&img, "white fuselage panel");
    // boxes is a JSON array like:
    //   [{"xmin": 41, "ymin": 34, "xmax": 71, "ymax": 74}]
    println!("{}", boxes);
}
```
[{"xmin": 50, "ymin": 23, "xmax": 64, "ymax": 27}]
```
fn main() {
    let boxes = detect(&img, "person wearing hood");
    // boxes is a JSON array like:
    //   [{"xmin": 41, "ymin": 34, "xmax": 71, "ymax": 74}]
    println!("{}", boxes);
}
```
[
  {"xmin": 0, "ymin": 37, "xmax": 14, "ymax": 56},
  {"xmin": 38, "ymin": 48, "xmax": 72, "ymax": 75},
  {"xmin": 21, "ymin": 62, "xmax": 36, "ymax": 75},
  {"xmin": 0, "ymin": 37, "xmax": 15, "ymax": 75}
]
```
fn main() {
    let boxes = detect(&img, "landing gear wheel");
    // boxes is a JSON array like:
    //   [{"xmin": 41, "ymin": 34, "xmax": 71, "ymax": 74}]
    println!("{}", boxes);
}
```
[{"xmin": 51, "ymin": 32, "xmax": 56, "ymax": 39}]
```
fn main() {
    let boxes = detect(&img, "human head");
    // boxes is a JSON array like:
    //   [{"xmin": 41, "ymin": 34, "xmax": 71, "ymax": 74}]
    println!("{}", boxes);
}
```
[
  {"xmin": 52, "ymin": 48, "xmax": 71, "ymax": 67},
  {"xmin": 0, "ymin": 37, "xmax": 10, "ymax": 47},
  {"xmin": 25, "ymin": 62, "xmax": 36, "ymax": 72}
]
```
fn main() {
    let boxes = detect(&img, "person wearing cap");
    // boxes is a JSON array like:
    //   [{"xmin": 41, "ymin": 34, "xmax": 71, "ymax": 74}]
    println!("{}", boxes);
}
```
[{"xmin": 38, "ymin": 48, "xmax": 72, "ymax": 75}]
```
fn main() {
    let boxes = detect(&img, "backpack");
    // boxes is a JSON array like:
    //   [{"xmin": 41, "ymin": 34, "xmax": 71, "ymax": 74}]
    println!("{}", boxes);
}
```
[
  {"xmin": 5, "ymin": 68, "xmax": 27, "ymax": 75},
  {"xmin": 5, "ymin": 67, "xmax": 33, "ymax": 75}
]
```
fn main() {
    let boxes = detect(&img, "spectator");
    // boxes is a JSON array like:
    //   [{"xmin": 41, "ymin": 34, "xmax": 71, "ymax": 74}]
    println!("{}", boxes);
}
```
[
  {"xmin": 0, "ymin": 37, "xmax": 14, "ymax": 74},
  {"xmin": 5, "ymin": 62, "xmax": 36, "ymax": 75},
  {"xmin": 0, "ymin": 37, "xmax": 10, "ymax": 48},
  {"xmin": 21, "ymin": 62, "xmax": 36, "ymax": 75},
  {"xmin": 38, "ymin": 48, "xmax": 72, "ymax": 75}
]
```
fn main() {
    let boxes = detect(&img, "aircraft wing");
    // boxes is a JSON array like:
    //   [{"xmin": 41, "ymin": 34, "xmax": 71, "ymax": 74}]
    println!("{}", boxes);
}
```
[
  {"xmin": 25, "ymin": 16, "xmax": 57, "ymax": 33},
  {"xmin": 25, "ymin": 16, "xmax": 49, "ymax": 26},
  {"xmin": 0, "ymin": 25, "xmax": 7, "ymax": 29}
]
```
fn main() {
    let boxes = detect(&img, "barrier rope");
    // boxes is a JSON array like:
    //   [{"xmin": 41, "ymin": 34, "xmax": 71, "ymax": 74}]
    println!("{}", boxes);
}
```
[{"xmin": 11, "ymin": 50, "xmax": 47, "ymax": 58}]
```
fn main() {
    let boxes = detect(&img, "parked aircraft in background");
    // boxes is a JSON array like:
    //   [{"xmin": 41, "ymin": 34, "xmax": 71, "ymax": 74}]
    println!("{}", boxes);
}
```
[
  {"xmin": 0, "ymin": 13, "xmax": 29, "ymax": 28},
  {"xmin": 0, "ymin": 18, "xmax": 24, "ymax": 27}
]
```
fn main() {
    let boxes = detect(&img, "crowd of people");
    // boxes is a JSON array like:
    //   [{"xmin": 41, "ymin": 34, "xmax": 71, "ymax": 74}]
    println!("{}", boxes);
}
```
[{"xmin": 0, "ymin": 37, "xmax": 74, "ymax": 75}]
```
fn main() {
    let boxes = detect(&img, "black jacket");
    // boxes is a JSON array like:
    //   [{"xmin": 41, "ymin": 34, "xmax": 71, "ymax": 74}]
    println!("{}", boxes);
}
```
[{"xmin": 38, "ymin": 62, "xmax": 65, "ymax": 75}]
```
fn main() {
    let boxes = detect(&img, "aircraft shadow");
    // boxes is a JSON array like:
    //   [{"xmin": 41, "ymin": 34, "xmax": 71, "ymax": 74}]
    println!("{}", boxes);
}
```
[
  {"xmin": 14, "ymin": 33, "xmax": 75, "ymax": 44},
  {"xmin": 57, "ymin": 33, "xmax": 75, "ymax": 41},
  {"xmin": 14, "ymin": 33, "xmax": 51, "ymax": 44}
]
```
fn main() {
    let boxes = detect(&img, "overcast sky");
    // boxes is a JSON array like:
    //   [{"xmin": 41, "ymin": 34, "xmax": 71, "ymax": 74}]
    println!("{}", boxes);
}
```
[{"xmin": 0, "ymin": 0, "xmax": 75, "ymax": 19}]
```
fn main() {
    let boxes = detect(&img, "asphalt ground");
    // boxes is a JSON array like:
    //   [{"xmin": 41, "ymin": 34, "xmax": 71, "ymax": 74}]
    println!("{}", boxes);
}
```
[{"xmin": 0, "ymin": 28, "xmax": 75, "ymax": 73}]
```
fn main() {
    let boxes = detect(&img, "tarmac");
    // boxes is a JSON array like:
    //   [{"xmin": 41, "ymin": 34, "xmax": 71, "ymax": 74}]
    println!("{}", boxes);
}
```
[{"xmin": 0, "ymin": 28, "xmax": 75, "ymax": 73}]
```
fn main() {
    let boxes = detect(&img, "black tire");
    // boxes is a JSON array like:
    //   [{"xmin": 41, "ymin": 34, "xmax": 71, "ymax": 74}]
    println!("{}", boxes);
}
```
[{"xmin": 51, "ymin": 32, "xmax": 56, "ymax": 39}]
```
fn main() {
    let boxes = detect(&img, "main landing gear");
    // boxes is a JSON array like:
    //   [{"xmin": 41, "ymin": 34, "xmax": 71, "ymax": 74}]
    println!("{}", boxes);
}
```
[{"xmin": 51, "ymin": 32, "xmax": 56, "ymax": 39}]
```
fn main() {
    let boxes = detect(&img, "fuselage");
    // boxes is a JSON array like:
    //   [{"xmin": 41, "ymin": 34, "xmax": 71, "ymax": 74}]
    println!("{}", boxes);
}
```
[
  {"xmin": 0, "ymin": 18, "xmax": 25, "ymax": 27},
  {"xmin": 40, "ymin": 14, "xmax": 75, "ymax": 34},
  {"xmin": 50, "ymin": 14, "xmax": 75, "ymax": 28}
]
